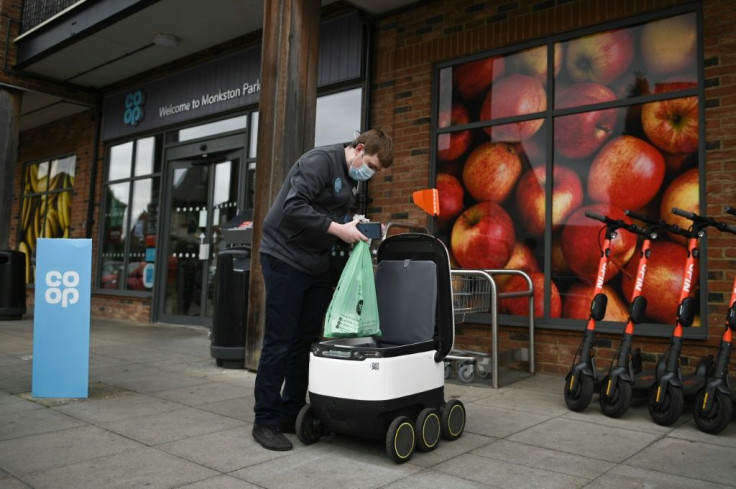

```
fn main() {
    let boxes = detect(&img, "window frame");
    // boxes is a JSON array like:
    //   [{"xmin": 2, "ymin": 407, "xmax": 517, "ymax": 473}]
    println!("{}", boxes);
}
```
[{"xmin": 430, "ymin": 4, "xmax": 706, "ymax": 339}]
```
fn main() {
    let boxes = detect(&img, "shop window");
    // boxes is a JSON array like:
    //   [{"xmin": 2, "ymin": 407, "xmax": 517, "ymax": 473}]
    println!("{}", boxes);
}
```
[
  {"xmin": 99, "ymin": 136, "xmax": 161, "ymax": 292},
  {"xmin": 433, "ymin": 10, "xmax": 702, "ymax": 333},
  {"xmin": 17, "ymin": 155, "xmax": 76, "ymax": 284},
  {"xmin": 315, "ymin": 87, "xmax": 363, "ymax": 146}
]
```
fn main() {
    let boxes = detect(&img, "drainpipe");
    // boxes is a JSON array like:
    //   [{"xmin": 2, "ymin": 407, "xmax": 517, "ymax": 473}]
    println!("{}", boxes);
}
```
[{"xmin": 85, "ymin": 106, "xmax": 101, "ymax": 238}]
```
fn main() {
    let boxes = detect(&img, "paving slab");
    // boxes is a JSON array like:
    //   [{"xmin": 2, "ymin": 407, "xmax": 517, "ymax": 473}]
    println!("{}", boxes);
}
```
[
  {"xmin": 197, "ymin": 395, "xmax": 254, "ymax": 422},
  {"xmin": 230, "ymin": 442, "xmax": 422, "ymax": 489},
  {"xmin": 151, "ymin": 380, "xmax": 249, "ymax": 407},
  {"xmin": 434, "ymin": 452, "xmax": 590, "ymax": 489},
  {"xmin": 159, "ymin": 425, "xmax": 296, "ymax": 472},
  {"xmin": 625, "ymin": 436, "xmax": 736, "ymax": 486},
  {"xmin": 54, "ymin": 391, "xmax": 181, "ymax": 424},
  {"xmin": 561, "ymin": 404, "xmax": 683, "ymax": 435},
  {"xmin": 177, "ymin": 474, "xmax": 261, "ymax": 489},
  {"xmin": 471, "ymin": 386, "xmax": 570, "ymax": 417},
  {"xmin": 668, "ymin": 419, "xmax": 736, "ymax": 448},
  {"xmin": 464, "ymin": 402, "xmax": 551, "ymax": 438},
  {"xmin": 0, "ymin": 425, "xmax": 143, "ymax": 476},
  {"xmin": 472, "ymin": 439, "xmax": 615, "ymax": 480},
  {"xmin": 507, "ymin": 417, "xmax": 662, "ymax": 463},
  {"xmin": 20, "ymin": 446, "xmax": 218, "ymax": 489},
  {"xmin": 0, "ymin": 403, "xmax": 84, "ymax": 441},
  {"xmin": 381, "ymin": 468, "xmax": 494, "ymax": 489},
  {"xmin": 91, "ymin": 363, "xmax": 212, "ymax": 393},
  {"xmin": 98, "ymin": 405, "xmax": 246, "ymax": 446},
  {"xmin": 586, "ymin": 464, "xmax": 733, "ymax": 489}
]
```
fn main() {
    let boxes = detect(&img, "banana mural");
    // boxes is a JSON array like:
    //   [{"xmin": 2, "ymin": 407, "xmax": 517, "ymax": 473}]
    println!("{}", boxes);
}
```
[{"xmin": 19, "ymin": 165, "xmax": 75, "ymax": 283}]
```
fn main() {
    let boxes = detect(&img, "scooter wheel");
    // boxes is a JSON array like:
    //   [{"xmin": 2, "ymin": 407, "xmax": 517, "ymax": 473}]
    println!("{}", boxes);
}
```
[
  {"xmin": 295, "ymin": 404, "xmax": 323, "ymax": 445},
  {"xmin": 415, "ymin": 408, "xmax": 441, "ymax": 452},
  {"xmin": 648, "ymin": 383, "xmax": 684, "ymax": 426},
  {"xmin": 386, "ymin": 416, "xmax": 415, "ymax": 463},
  {"xmin": 693, "ymin": 389, "xmax": 733, "ymax": 435},
  {"xmin": 599, "ymin": 375, "xmax": 632, "ymax": 418},
  {"xmin": 564, "ymin": 374, "xmax": 594, "ymax": 412},
  {"xmin": 441, "ymin": 399, "xmax": 466, "ymax": 441}
]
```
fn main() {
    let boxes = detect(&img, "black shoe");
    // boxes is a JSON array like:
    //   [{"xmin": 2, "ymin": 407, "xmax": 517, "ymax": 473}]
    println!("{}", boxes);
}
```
[
  {"xmin": 252, "ymin": 424, "xmax": 293, "ymax": 451},
  {"xmin": 280, "ymin": 417, "xmax": 297, "ymax": 434}
]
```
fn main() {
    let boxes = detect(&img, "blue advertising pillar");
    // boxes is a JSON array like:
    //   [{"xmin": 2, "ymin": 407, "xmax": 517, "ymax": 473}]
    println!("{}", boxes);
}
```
[{"xmin": 32, "ymin": 239, "xmax": 92, "ymax": 398}]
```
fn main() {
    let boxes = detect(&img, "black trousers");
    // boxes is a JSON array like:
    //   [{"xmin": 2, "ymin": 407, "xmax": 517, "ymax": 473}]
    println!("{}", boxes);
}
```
[{"xmin": 253, "ymin": 253, "xmax": 332, "ymax": 426}]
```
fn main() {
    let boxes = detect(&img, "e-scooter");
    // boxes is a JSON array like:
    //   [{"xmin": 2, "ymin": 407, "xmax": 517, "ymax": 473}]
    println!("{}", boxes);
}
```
[
  {"xmin": 598, "ymin": 210, "xmax": 659, "ymax": 418},
  {"xmin": 683, "ymin": 206, "xmax": 736, "ymax": 434},
  {"xmin": 564, "ymin": 210, "xmax": 646, "ymax": 412},
  {"xmin": 647, "ymin": 206, "xmax": 719, "ymax": 426}
]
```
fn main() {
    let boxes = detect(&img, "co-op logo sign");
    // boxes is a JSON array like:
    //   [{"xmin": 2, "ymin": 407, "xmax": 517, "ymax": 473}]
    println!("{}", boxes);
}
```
[
  {"xmin": 123, "ymin": 90, "xmax": 146, "ymax": 126},
  {"xmin": 45, "ymin": 271, "xmax": 80, "ymax": 308}
]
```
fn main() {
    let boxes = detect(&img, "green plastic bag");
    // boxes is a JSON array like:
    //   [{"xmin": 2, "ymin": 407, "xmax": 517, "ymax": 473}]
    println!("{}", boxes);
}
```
[{"xmin": 324, "ymin": 241, "xmax": 381, "ymax": 338}]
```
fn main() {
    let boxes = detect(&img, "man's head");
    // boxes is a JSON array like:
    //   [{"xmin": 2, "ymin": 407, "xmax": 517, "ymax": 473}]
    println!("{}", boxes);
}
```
[{"xmin": 353, "ymin": 128, "xmax": 394, "ymax": 170}]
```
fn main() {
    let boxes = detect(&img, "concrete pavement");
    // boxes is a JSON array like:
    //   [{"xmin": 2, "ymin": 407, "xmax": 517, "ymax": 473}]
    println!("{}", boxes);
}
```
[{"xmin": 1, "ymin": 316, "xmax": 736, "ymax": 488}]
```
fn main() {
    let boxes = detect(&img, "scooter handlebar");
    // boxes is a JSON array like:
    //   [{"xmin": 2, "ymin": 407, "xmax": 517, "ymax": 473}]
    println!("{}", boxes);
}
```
[
  {"xmin": 626, "ymin": 209, "xmax": 689, "ymax": 239},
  {"xmin": 586, "ymin": 210, "xmax": 655, "ymax": 239},
  {"xmin": 672, "ymin": 207, "xmax": 736, "ymax": 235}
]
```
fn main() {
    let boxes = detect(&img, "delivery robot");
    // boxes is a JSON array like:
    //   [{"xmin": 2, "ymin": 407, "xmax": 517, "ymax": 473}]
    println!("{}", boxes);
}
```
[{"xmin": 295, "ymin": 232, "xmax": 466, "ymax": 463}]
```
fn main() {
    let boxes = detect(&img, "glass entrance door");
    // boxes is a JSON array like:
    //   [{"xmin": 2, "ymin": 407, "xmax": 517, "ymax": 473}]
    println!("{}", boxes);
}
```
[{"xmin": 158, "ymin": 151, "xmax": 242, "ymax": 326}]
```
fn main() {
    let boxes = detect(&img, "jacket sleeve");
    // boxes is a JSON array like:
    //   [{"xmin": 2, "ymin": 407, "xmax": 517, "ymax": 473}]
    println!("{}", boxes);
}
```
[{"xmin": 281, "ymin": 150, "xmax": 334, "ymax": 233}]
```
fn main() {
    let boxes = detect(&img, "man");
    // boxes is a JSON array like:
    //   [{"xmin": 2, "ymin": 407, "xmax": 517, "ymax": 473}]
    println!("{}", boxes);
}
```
[{"xmin": 253, "ymin": 129, "xmax": 394, "ymax": 451}]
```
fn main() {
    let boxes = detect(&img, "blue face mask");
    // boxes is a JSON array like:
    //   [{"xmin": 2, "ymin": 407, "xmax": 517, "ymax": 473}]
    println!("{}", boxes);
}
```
[{"xmin": 348, "ymin": 153, "xmax": 375, "ymax": 181}]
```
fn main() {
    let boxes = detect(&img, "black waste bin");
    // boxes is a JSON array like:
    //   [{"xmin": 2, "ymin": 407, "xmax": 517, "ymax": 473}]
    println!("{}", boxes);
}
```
[
  {"xmin": 0, "ymin": 250, "xmax": 26, "ymax": 320},
  {"xmin": 210, "ymin": 247, "xmax": 250, "ymax": 368}
]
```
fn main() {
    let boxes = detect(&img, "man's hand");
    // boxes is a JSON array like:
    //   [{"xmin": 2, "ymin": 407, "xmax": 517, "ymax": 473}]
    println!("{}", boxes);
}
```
[{"xmin": 328, "ymin": 218, "xmax": 368, "ymax": 244}]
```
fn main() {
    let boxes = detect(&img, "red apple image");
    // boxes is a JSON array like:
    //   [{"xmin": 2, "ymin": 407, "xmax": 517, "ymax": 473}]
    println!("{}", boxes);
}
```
[
  {"xmin": 621, "ymin": 240, "xmax": 698, "ymax": 324},
  {"xmin": 511, "ymin": 44, "xmax": 563, "ymax": 81},
  {"xmin": 451, "ymin": 201, "xmax": 516, "ymax": 270},
  {"xmin": 480, "ymin": 74, "xmax": 546, "ymax": 141},
  {"xmin": 560, "ymin": 203, "xmax": 637, "ymax": 283},
  {"xmin": 515, "ymin": 165, "xmax": 583, "ymax": 237},
  {"xmin": 513, "ymin": 137, "xmax": 545, "ymax": 168},
  {"xmin": 436, "ymin": 173, "xmax": 465, "ymax": 231},
  {"xmin": 438, "ymin": 160, "xmax": 464, "ymax": 179},
  {"xmin": 660, "ymin": 167, "xmax": 699, "ymax": 243},
  {"xmin": 641, "ymin": 14, "xmax": 697, "ymax": 76},
  {"xmin": 562, "ymin": 282, "xmax": 628, "ymax": 322},
  {"xmin": 494, "ymin": 241, "xmax": 541, "ymax": 288},
  {"xmin": 462, "ymin": 141, "xmax": 522, "ymax": 203},
  {"xmin": 587, "ymin": 135, "xmax": 666, "ymax": 211},
  {"xmin": 437, "ymin": 101, "xmax": 473, "ymax": 162},
  {"xmin": 641, "ymin": 83, "xmax": 698, "ymax": 155},
  {"xmin": 565, "ymin": 28, "xmax": 635, "ymax": 85},
  {"xmin": 453, "ymin": 56, "xmax": 506, "ymax": 102},
  {"xmin": 501, "ymin": 272, "xmax": 561, "ymax": 318},
  {"xmin": 551, "ymin": 234, "xmax": 571, "ymax": 277},
  {"xmin": 554, "ymin": 83, "xmax": 619, "ymax": 159}
]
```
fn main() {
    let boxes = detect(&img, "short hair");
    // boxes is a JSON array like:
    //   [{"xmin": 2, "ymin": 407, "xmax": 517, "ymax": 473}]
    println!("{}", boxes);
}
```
[{"xmin": 355, "ymin": 128, "xmax": 394, "ymax": 168}]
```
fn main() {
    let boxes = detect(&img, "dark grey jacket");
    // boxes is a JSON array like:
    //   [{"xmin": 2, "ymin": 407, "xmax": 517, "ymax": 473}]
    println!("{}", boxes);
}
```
[{"xmin": 259, "ymin": 144, "xmax": 357, "ymax": 275}]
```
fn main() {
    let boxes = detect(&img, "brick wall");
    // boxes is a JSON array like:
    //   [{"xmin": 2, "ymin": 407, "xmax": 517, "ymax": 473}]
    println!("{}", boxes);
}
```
[{"xmin": 369, "ymin": 0, "xmax": 735, "ymax": 374}]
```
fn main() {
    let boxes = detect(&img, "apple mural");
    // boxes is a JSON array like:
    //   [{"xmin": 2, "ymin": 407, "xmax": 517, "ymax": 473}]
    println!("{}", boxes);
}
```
[
  {"xmin": 437, "ymin": 101, "xmax": 474, "ymax": 162},
  {"xmin": 641, "ymin": 84, "xmax": 698, "ymax": 155},
  {"xmin": 587, "ymin": 135, "xmax": 666, "ymax": 211},
  {"xmin": 463, "ymin": 141, "xmax": 522, "ymax": 203},
  {"xmin": 515, "ymin": 165, "xmax": 583, "ymax": 237},
  {"xmin": 436, "ymin": 173, "xmax": 465, "ymax": 231},
  {"xmin": 494, "ymin": 241, "xmax": 541, "ymax": 288},
  {"xmin": 562, "ymin": 283, "xmax": 628, "ymax": 321},
  {"xmin": 453, "ymin": 56, "xmax": 506, "ymax": 102},
  {"xmin": 565, "ymin": 28, "xmax": 635, "ymax": 85},
  {"xmin": 501, "ymin": 272, "xmax": 561, "ymax": 318},
  {"xmin": 511, "ymin": 44, "xmax": 563, "ymax": 81},
  {"xmin": 660, "ymin": 167, "xmax": 699, "ymax": 243},
  {"xmin": 480, "ymin": 74, "xmax": 546, "ymax": 141},
  {"xmin": 554, "ymin": 82, "xmax": 619, "ymax": 159},
  {"xmin": 560, "ymin": 203, "xmax": 637, "ymax": 283},
  {"xmin": 451, "ymin": 201, "xmax": 516, "ymax": 270},
  {"xmin": 640, "ymin": 14, "xmax": 697, "ymax": 76},
  {"xmin": 621, "ymin": 240, "xmax": 698, "ymax": 324}
]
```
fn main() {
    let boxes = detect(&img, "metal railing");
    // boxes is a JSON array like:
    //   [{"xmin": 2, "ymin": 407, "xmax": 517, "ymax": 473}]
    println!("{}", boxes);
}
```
[
  {"xmin": 448, "ymin": 269, "xmax": 535, "ymax": 389},
  {"xmin": 21, "ymin": 0, "xmax": 80, "ymax": 33}
]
